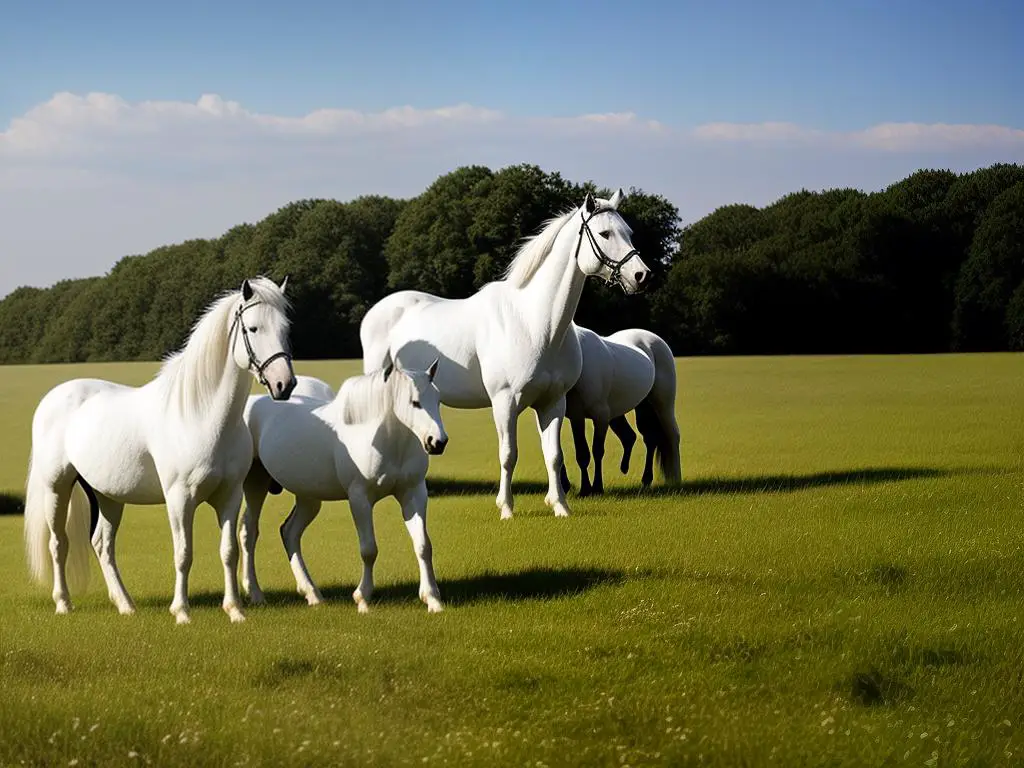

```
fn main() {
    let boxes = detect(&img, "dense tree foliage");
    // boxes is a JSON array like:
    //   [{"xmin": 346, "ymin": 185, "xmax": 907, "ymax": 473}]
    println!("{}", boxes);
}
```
[{"xmin": 1, "ymin": 162, "xmax": 1021, "ymax": 364}]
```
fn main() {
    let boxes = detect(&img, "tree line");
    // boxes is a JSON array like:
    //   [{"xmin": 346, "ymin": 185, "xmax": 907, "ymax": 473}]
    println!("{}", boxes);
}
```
[{"xmin": 1, "ymin": 162, "xmax": 1022, "ymax": 364}]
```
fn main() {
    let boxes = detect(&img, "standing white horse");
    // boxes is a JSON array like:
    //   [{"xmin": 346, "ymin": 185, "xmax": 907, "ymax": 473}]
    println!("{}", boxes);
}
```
[
  {"xmin": 359, "ymin": 190, "xmax": 650, "ymax": 519},
  {"xmin": 561, "ymin": 325, "xmax": 681, "ymax": 495},
  {"xmin": 23, "ymin": 277, "xmax": 296, "ymax": 623},
  {"xmin": 239, "ymin": 358, "xmax": 448, "ymax": 613}
]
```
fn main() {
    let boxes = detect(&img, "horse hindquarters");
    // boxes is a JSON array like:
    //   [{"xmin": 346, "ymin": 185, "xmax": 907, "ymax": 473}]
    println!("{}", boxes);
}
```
[{"xmin": 24, "ymin": 384, "xmax": 100, "ymax": 608}]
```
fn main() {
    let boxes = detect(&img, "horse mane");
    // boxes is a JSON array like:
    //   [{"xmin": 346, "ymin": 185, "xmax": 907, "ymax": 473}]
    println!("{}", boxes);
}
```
[
  {"xmin": 501, "ymin": 209, "xmax": 576, "ymax": 288},
  {"xmin": 157, "ymin": 276, "xmax": 289, "ymax": 419},
  {"xmin": 334, "ymin": 368, "xmax": 414, "ymax": 426}
]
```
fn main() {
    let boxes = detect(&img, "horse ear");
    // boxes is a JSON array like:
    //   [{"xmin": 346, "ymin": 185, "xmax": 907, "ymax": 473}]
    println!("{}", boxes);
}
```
[
  {"xmin": 609, "ymin": 188, "xmax": 625, "ymax": 209},
  {"xmin": 241, "ymin": 279, "xmax": 254, "ymax": 301},
  {"xmin": 381, "ymin": 349, "xmax": 394, "ymax": 381},
  {"xmin": 382, "ymin": 363, "xmax": 394, "ymax": 382},
  {"xmin": 427, "ymin": 357, "xmax": 439, "ymax": 382},
  {"xmin": 583, "ymin": 192, "xmax": 597, "ymax": 215},
  {"xmin": 279, "ymin": 275, "xmax": 288, "ymax": 293}
]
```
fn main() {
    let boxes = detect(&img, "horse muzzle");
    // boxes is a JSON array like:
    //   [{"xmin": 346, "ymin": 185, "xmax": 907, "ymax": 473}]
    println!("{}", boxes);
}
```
[{"xmin": 425, "ymin": 435, "xmax": 449, "ymax": 455}]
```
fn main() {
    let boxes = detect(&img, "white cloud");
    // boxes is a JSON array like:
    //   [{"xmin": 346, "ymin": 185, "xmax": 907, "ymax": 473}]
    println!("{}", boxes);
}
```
[
  {"xmin": 689, "ymin": 119, "xmax": 1024, "ymax": 151},
  {"xmin": 2, "ymin": 92, "xmax": 1023, "ymax": 296}
]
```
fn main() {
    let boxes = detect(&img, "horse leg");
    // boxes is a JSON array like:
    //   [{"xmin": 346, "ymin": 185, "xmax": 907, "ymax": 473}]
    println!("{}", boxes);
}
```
[
  {"xmin": 569, "ymin": 414, "xmax": 593, "ymax": 497},
  {"xmin": 610, "ymin": 415, "xmax": 637, "ymax": 475},
  {"xmin": 399, "ymin": 481, "xmax": 443, "ymax": 613},
  {"xmin": 347, "ymin": 490, "xmax": 378, "ymax": 613},
  {"xmin": 636, "ymin": 403, "xmax": 658, "ymax": 488},
  {"xmin": 240, "ymin": 468, "xmax": 270, "ymax": 605},
  {"xmin": 91, "ymin": 495, "xmax": 135, "ymax": 615},
  {"xmin": 535, "ymin": 397, "xmax": 570, "ymax": 518},
  {"xmin": 165, "ymin": 487, "xmax": 197, "ymax": 624},
  {"xmin": 591, "ymin": 417, "xmax": 609, "ymax": 495},
  {"xmin": 211, "ymin": 486, "xmax": 246, "ymax": 623},
  {"xmin": 45, "ymin": 482, "xmax": 75, "ymax": 615},
  {"xmin": 280, "ymin": 497, "xmax": 324, "ymax": 606},
  {"xmin": 491, "ymin": 391, "xmax": 519, "ymax": 520}
]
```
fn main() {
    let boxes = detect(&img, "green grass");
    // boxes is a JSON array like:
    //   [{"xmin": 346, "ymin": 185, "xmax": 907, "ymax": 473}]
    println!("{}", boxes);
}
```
[{"xmin": 1, "ymin": 354, "xmax": 1023, "ymax": 766}]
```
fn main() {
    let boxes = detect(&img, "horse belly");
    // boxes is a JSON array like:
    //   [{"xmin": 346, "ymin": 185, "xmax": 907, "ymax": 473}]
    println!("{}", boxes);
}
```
[
  {"xmin": 258, "ymin": 428, "xmax": 348, "ymax": 502},
  {"xmin": 65, "ymin": 396, "xmax": 164, "ymax": 504}
]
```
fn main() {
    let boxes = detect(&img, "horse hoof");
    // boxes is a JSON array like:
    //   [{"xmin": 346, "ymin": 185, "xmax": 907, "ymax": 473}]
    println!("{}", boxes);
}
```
[
  {"xmin": 305, "ymin": 593, "xmax": 323, "ymax": 607},
  {"xmin": 553, "ymin": 504, "xmax": 570, "ymax": 518},
  {"xmin": 499, "ymin": 506, "xmax": 514, "ymax": 520},
  {"xmin": 173, "ymin": 611, "xmax": 191, "ymax": 625},
  {"xmin": 227, "ymin": 609, "xmax": 246, "ymax": 624},
  {"xmin": 54, "ymin": 601, "xmax": 72, "ymax": 615},
  {"xmin": 118, "ymin": 604, "xmax": 136, "ymax": 616},
  {"xmin": 426, "ymin": 600, "xmax": 444, "ymax": 614},
  {"xmin": 248, "ymin": 592, "xmax": 266, "ymax": 607},
  {"xmin": 356, "ymin": 600, "xmax": 370, "ymax": 614}
]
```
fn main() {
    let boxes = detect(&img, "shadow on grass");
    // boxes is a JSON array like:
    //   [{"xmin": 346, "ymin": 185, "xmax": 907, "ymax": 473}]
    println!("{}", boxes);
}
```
[
  {"xmin": 0, "ymin": 492, "xmax": 24, "ymax": 516},
  {"xmin": 158, "ymin": 565, "xmax": 631, "ymax": 610},
  {"xmin": 427, "ymin": 477, "xmax": 549, "ymax": 496},
  {"xmin": 430, "ymin": 466, "xmax": 976, "ymax": 499}
]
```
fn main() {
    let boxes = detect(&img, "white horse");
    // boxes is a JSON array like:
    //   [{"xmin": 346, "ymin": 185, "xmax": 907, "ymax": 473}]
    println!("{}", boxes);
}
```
[
  {"xmin": 561, "ymin": 325, "xmax": 681, "ymax": 495},
  {"xmin": 359, "ymin": 190, "xmax": 650, "ymax": 519},
  {"xmin": 291, "ymin": 374, "xmax": 337, "ymax": 401},
  {"xmin": 239, "ymin": 358, "xmax": 448, "ymax": 613},
  {"xmin": 23, "ymin": 277, "xmax": 296, "ymax": 624}
]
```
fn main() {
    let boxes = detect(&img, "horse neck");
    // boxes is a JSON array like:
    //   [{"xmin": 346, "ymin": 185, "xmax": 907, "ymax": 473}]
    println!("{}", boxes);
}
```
[
  {"xmin": 163, "ymin": 306, "xmax": 252, "ymax": 431},
  {"xmin": 516, "ymin": 221, "xmax": 587, "ymax": 347}
]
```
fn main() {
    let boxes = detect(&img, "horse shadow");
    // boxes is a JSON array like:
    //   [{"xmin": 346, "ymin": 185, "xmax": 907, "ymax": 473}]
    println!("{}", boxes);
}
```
[
  {"xmin": 0, "ymin": 492, "xmax": 24, "ymax": 516},
  {"xmin": 429, "ymin": 466, "xmax": 973, "ymax": 499},
  {"xmin": 155, "ymin": 565, "xmax": 632, "ymax": 610}
]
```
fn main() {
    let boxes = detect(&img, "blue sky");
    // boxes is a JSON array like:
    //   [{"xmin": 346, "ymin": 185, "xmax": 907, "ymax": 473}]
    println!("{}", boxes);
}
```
[
  {"xmin": 4, "ymin": 0, "xmax": 1022, "ymax": 128},
  {"xmin": 1, "ymin": 0, "xmax": 1023, "ymax": 294}
]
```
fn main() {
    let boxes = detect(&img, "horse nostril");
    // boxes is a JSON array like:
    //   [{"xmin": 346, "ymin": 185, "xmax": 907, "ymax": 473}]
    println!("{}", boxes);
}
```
[
  {"xmin": 635, "ymin": 271, "xmax": 646, "ymax": 284},
  {"xmin": 275, "ymin": 380, "xmax": 284, "ymax": 393}
]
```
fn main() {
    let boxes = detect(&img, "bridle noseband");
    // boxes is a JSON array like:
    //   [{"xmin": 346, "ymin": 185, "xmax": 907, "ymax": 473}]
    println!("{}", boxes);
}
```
[
  {"xmin": 229, "ymin": 299, "xmax": 292, "ymax": 389},
  {"xmin": 573, "ymin": 206, "xmax": 640, "ymax": 286}
]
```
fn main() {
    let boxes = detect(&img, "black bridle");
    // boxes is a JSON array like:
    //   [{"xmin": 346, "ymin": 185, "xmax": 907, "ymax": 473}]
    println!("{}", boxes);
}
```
[
  {"xmin": 229, "ymin": 299, "xmax": 292, "ymax": 389},
  {"xmin": 573, "ymin": 206, "xmax": 640, "ymax": 286}
]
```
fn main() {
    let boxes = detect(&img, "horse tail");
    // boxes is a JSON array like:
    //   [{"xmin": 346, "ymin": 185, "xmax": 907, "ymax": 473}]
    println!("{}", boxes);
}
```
[
  {"xmin": 24, "ymin": 446, "xmax": 53, "ymax": 586},
  {"xmin": 646, "ymin": 335, "xmax": 682, "ymax": 485}
]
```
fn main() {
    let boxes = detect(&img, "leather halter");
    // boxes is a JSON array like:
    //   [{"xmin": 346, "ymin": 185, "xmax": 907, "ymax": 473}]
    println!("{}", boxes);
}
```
[
  {"xmin": 573, "ymin": 205, "xmax": 640, "ymax": 286},
  {"xmin": 228, "ymin": 299, "xmax": 291, "ymax": 389}
]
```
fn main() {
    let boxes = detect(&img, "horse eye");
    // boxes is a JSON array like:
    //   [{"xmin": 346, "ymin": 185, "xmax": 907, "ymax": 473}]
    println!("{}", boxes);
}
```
[
  {"xmin": 411, "ymin": 400, "xmax": 422, "ymax": 409},
  {"xmin": 599, "ymin": 231, "xmax": 611, "ymax": 239},
  {"xmin": 248, "ymin": 326, "xmax": 258, "ymax": 333}
]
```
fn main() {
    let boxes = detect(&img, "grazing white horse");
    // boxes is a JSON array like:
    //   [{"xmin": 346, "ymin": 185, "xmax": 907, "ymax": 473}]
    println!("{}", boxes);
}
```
[
  {"xmin": 239, "ymin": 359, "xmax": 448, "ymax": 613},
  {"xmin": 562, "ymin": 325, "xmax": 681, "ymax": 494},
  {"xmin": 359, "ymin": 190, "xmax": 650, "ymax": 519},
  {"xmin": 23, "ymin": 277, "xmax": 296, "ymax": 623}
]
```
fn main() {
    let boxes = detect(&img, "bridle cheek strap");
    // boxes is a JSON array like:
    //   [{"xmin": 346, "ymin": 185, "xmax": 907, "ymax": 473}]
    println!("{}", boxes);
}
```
[
  {"xmin": 229, "ymin": 300, "xmax": 292, "ymax": 390},
  {"xmin": 573, "ymin": 208, "xmax": 640, "ymax": 286}
]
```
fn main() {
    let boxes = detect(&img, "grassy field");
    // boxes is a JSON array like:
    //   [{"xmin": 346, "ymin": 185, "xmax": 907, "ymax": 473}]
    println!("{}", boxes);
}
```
[{"xmin": 1, "ymin": 354, "xmax": 1023, "ymax": 767}]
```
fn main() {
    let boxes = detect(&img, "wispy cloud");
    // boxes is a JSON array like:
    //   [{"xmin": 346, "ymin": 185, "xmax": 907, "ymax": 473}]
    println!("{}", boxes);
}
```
[
  {"xmin": 2, "ymin": 92, "xmax": 1022, "ymax": 296},
  {"xmin": 689, "ymin": 119, "xmax": 1024, "ymax": 151}
]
